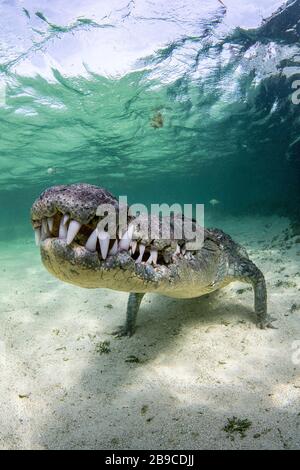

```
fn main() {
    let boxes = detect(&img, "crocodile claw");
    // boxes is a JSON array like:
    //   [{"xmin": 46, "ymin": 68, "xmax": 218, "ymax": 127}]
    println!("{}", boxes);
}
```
[
  {"xmin": 111, "ymin": 325, "xmax": 135, "ymax": 338},
  {"xmin": 258, "ymin": 315, "xmax": 277, "ymax": 330}
]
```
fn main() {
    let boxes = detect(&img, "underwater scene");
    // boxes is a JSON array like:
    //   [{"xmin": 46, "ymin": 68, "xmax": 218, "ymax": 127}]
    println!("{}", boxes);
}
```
[{"xmin": 0, "ymin": 0, "xmax": 300, "ymax": 450}]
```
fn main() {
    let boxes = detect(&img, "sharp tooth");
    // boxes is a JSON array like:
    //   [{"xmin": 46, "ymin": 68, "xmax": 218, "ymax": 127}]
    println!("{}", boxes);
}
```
[
  {"xmin": 135, "ymin": 244, "xmax": 145, "ymax": 263},
  {"xmin": 67, "ymin": 220, "xmax": 82, "ymax": 245},
  {"xmin": 151, "ymin": 248, "xmax": 158, "ymax": 265},
  {"xmin": 146, "ymin": 248, "xmax": 158, "ymax": 265},
  {"xmin": 34, "ymin": 228, "xmax": 41, "ymax": 246},
  {"xmin": 128, "ymin": 223, "xmax": 134, "ymax": 238},
  {"xmin": 59, "ymin": 214, "xmax": 69, "ymax": 240},
  {"xmin": 119, "ymin": 238, "xmax": 130, "ymax": 251},
  {"xmin": 47, "ymin": 217, "xmax": 54, "ymax": 232},
  {"xmin": 59, "ymin": 217, "xmax": 68, "ymax": 239},
  {"xmin": 85, "ymin": 230, "xmax": 98, "ymax": 252},
  {"xmin": 98, "ymin": 230, "xmax": 110, "ymax": 260},
  {"xmin": 109, "ymin": 240, "xmax": 118, "ymax": 255},
  {"xmin": 131, "ymin": 240, "xmax": 137, "ymax": 254},
  {"xmin": 172, "ymin": 244, "xmax": 181, "ymax": 262},
  {"xmin": 146, "ymin": 253, "xmax": 153, "ymax": 264},
  {"xmin": 63, "ymin": 214, "xmax": 69, "ymax": 225},
  {"xmin": 119, "ymin": 224, "xmax": 134, "ymax": 251}
]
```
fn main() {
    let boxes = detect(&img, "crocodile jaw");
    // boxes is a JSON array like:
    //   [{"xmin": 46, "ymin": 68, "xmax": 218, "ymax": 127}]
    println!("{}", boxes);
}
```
[
  {"xmin": 39, "ymin": 237, "xmax": 224, "ymax": 299},
  {"xmin": 40, "ymin": 238, "xmax": 168, "ymax": 293},
  {"xmin": 32, "ymin": 183, "xmax": 214, "ymax": 298}
]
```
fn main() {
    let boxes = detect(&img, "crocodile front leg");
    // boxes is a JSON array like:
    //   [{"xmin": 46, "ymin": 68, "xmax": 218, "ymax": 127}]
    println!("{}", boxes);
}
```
[
  {"xmin": 233, "ymin": 257, "xmax": 275, "ymax": 329},
  {"xmin": 113, "ymin": 293, "xmax": 145, "ymax": 337}
]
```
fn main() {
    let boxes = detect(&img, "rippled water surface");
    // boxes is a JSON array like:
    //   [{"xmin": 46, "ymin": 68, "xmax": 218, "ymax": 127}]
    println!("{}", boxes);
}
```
[{"xmin": 0, "ymin": 0, "xmax": 299, "ymax": 238}]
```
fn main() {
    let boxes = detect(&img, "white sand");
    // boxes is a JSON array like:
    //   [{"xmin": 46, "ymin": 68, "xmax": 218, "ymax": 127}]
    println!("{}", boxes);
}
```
[{"xmin": 0, "ymin": 215, "xmax": 300, "ymax": 450}]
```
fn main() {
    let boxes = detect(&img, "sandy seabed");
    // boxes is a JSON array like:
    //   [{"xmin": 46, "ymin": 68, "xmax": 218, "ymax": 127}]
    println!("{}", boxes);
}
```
[{"xmin": 0, "ymin": 215, "xmax": 300, "ymax": 450}]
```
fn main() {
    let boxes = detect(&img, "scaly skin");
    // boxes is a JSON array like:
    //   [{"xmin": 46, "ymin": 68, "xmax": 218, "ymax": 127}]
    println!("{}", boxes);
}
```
[{"xmin": 31, "ymin": 183, "xmax": 275, "ymax": 336}]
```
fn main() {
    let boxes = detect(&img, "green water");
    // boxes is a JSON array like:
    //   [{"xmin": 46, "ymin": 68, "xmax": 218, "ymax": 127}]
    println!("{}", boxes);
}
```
[{"xmin": 0, "ymin": 0, "xmax": 299, "ymax": 240}]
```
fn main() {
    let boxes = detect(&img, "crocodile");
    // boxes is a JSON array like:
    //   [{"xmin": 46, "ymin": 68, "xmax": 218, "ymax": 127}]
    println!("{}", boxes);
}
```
[{"xmin": 31, "ymin": 183, "xmax": 274, "ymax": 336}]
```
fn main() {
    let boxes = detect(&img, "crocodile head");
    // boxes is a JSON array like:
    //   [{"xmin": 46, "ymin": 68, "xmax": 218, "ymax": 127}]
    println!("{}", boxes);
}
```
[{"xmin": 31, "ymin": 183, "xmax": 207, "ymax": 296}]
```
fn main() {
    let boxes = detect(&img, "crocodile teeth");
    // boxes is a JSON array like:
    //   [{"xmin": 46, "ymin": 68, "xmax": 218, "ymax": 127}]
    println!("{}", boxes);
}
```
[
  {"xmin": 85, "ymin": 229, "xmax": 98, "ymax": 252},
  {"xmin": 62, "ymin": 214, "xmax": 69, "ymax": 225},
  {"xmin": 42, "ymin": 219, "xmax": 47, "ymax": 232},
  {"xmin": 98, "ymin": 230, "xmax": 110, "ymax": 260},
  {"xmin": 146, "ymin": 248, "xmax": 158, "ymax": 265},
  {"xmin": 119, "ymin": 224, "xmax": 134, "ymax": 251},
  {"xmin": 67, "ymin": 220, "xmax": 82, "ymax": 245},
  {"xmin": 109, "ymin": 240, "xmax": 118, "ymax": 255},
  {"xmin": 135, "ymin": 244, "xmax": 145, "ymax": 263},
  {"xmin": 131, "ymin": 240, "xmax": 137, "ymax": 255},
  {"xmin": 172, "ymin": 244, "xmax": 181, "ymax": 261},
  {"xmin": 59, "ymin": 217, "xmax": 68, "ymax": 239},
  {"xmin": 47, "ymin": 217, "xmax": 54, "ymax": 232},
  {"xmin": 151, "ymin": 248, "xmax": 158, "ymax": 264},
  {"xmin": 34, "ymin": 228, "xmax": 41, "ymax": 246}
]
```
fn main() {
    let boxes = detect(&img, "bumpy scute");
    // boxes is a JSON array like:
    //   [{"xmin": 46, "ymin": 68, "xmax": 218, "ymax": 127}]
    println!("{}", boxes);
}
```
[{"xmin": 31, "ymin": 183, "xmax": 118, "ymax": 225}]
